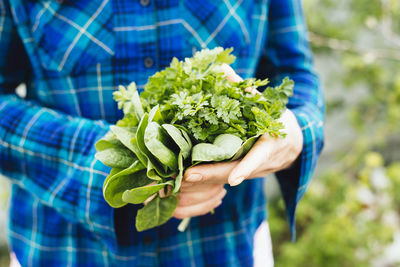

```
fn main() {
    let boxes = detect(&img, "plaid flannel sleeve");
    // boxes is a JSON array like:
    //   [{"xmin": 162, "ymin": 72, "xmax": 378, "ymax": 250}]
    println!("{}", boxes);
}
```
[
  {"xmin": 258, "ymin": 0, "xmax": 325, "ymax": 237},
  {"xmin": 0, "ymin": 1, "xmax": 117, "ymax": 251}
]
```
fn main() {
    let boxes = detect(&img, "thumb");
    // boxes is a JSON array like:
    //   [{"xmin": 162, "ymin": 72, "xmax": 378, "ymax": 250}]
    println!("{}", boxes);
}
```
[
  {"xmin": 228, "ymin": 139, "xmax": 270, "ymax": 186},
  {"xmin": 220, "ymin": 64, "xmax": 260, "ymax": 95},
  {"xmin": 220, "ymin": 63, "xmax": 243, "ymax": 83}
]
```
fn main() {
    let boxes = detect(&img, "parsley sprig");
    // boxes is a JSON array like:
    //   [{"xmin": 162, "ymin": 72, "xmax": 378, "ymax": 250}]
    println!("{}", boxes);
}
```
[{"xmin": 139, "ymin": 47, "xmax": 293, "ymax": 142}]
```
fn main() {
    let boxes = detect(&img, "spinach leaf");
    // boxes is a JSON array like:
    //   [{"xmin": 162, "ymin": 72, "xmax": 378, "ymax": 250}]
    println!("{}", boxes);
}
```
[
  {"xmin": 135, "ymin": 195, "xmax": 178, "ymax": 232},
  {"xmin": 95, "ymin": 131, "xmax": 123, "ymax": 151},
  {"xmin": 103, "ymin": 170, "xmax": 152, "ymax": 208},
  {"xmin": 144, "ymin": 122, "xmax": 177, "ymax": 170},
  {"xmin": 136, "ymin": 113, "xmax": 168, "ymax": 179},
  {"xmin": 95, "ymin": 147, "xmax": 136, "ymax": 168},
  {"xmin": 110, "ymin": 126, "xmax": 137, "ymax": 152},
  {"xmin": 122, "ymin": 180, "xmax": 174, "ymax": 205},
  {"xmin": 180, "ymin": 128, "xmax": 193, "ymax": 149},
  {"xmin": 108, "ymin": 160, "xmax": 146, "ymax": 180},
  {"xmin": 137, "ymin": 113, "xmax": 176, "ymax": 178},
  {"xmin": 231, "ymin": 135, "xmax": 260, "ymax": 161},
  {"xmin": 103, "ymin": 167, "xmax": 123, "ymax": 191},
  {"xmin": 131, "ymin": 136, "xmax": 150, "ymax": 167},
  {"xmin": 172, "ymin": 151, "xmax": 184, "ymax": 194},
  {"xmin": 148, "ymin": 105, "xmax": 163, "ymax": 124},
  {"xmin": 191, "ymin": 134, "xmax": 243, "ymax": 162},
  {"xmin": 162, "ymin": 124, "xmax": 192, "ymax": 159}
]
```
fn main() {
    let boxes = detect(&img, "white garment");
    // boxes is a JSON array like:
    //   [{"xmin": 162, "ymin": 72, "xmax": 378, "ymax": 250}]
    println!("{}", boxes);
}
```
[
  {"xmin": 253, "ymin": 221, "xmax": 274, "ymax": 267},
  {"xmin": 10, "ymin": 252, "xmax": 21, "ymax": 267}
]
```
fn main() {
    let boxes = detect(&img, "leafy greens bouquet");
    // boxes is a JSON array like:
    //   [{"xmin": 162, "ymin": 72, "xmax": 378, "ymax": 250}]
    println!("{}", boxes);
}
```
[{"xmin": 95, "ymin": 47, "xmax": 294, "ymax": 232}]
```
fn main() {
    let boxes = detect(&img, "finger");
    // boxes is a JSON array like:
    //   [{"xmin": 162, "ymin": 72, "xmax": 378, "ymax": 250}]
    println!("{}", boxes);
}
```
[
  {"xmin": 178, "ymin": 187, "xmax": 225, "ymax": 207},
  {"xmin": 180, "ymin": 182, "xmax": 222, "ymax": 193},
  {"xmin": 220, "ymin": 64, "xmax": 261, "ymax": 95},
  {"xmin": 184, "ymin": 160, "xmax": 240, "ymax": 184},
  {"xmin": 228, "ymin": 136, "xmax": 272, "ymax": 186},
  {"xmin": 173, "ymin": 189, "xmax": 226, "ymax": 219},
  {"xmin": 245, "ymin": 87, "xmax": 261, "ymax": 95},
  {"xmin": 158, "ymin": 185, "xmax": 172, "ymax": 198},
  {"xmin": 250, "ymin": 169, "xmax": 273, "ymax": 179},
  {"xmin": 143, "ymin": 182, "xmax": 157, "ymax": 204},
  {"xmin": 220, "ymin": 64, "xmax": 243, "ymax": 83},
  {"xmin": 143, "ymin": 193, "xmax": 156, "ymax": 205}
]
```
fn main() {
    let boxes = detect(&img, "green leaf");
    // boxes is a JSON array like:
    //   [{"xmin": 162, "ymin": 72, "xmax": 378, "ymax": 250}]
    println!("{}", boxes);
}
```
[
  {"xmin": 180, "ymin": 128, "xmax": 193, "ymax": 148},
  {"xmin": 127, "ymin": 82, "xmax": 145, "ymax": 120},
  {"xmin": 103, "ymin": 169, "xmax": 152, "ymax": 208},
  {"xmin": 116, "ymin": 113, "xmax": 139, "ymax": 128},
  {"xmin": 110, "ymin": 126, "xmax": 137, "ymax": 152},
  {"xmin": 135, "ymin": 195, "xmax": 178, "ymax": 232},
  {"xmin": 145, "ymin": 162, "xmax": 163, "ymax": 181},
  {"xmin": 173, "ymin": 126, "xmax": 193, "ymax": 148},
  {"xmin": 148, "ymin": 105, "xmax": 164, "ymax": 124},
  {"xmin": 231, "ymin": 135, "xmax": 260, "ymax": 161},
  {"xmin": 144, "ymin": 122, "xmax": 178, "ymax": 170},
  {"xmin": 95, "ymin": 147, "xmax": 136, "ymax": 168},
  {"xmin": 216, "ymin": 47, "xmax": 236, "ymax": 64},
  {"xmin": 130, "ymin": 136, "xmax": 149, "ymax": 167},
  {"xmin": 122, "ymin": 180, "xmax": 174, "ymax": 205},
  {"xmin": 188, "ymin": 47, "xmax": 235, "ymax": 71},
  {"xmin": 211, "ymin": 95, "xmax": 241, "ymax": 123},
  {"xmin": 172, "ymin": 151, "xmax": 184, "ymax": 194},
  {"xmin": 162, "ymin": 124, "xmax": 192, "ymax": 159},
  {"xmin": 103, "ymin": 167, "xmax": 123, "ymax": 191},
  {"xmin": 192, "ymin": 134, "xmax": 243, "ymax": 162},
  {"xmin": 95, "ymin": 131, "xmax": 123, "ymax": 151},
  {"xmin": 136, "ymin": 113, "xmax": 174, "ymax": 179},
  {"xmin": 108, "ymin": 160, "xmax": 146, "ymax": 180}
]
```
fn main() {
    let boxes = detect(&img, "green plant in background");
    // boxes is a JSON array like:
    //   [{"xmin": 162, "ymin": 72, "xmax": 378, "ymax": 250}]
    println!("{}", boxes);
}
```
[
  {"xmin": 269, "ymin": 0, "xmax": 400, "ymax": 266},
  {"xmin": 0, "ymin": 177, "xmax": 10, "ymax": 266},
  {"xmin": 270, "ymin": 153, "xmax": 397, "ymax": 266}
]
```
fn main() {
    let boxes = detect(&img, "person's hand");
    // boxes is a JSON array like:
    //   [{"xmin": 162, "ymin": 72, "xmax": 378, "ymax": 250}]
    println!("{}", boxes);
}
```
[
  {"xmin": 172, "ymin": 64, "xmax": 303, "ymax": 219},
  {"xmin": 173, "ymin": 183, "xmax": 226, "ymax": 219},
  {"xmin": 183, "ymin": 107, "xmax": 303, "ymax": 186}
]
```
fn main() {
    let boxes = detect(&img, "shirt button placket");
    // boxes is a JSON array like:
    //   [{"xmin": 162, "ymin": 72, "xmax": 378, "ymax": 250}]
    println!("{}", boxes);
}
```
[{"xmin": 141, "ymin": 0, "xmax": 156, "ymax": 71}]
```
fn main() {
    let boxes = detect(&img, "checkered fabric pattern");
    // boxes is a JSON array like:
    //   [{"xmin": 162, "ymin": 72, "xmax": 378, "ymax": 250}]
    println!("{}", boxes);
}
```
[{"xmin": 0, "ymin": 0, "xmax": 324, "ymax": 266}]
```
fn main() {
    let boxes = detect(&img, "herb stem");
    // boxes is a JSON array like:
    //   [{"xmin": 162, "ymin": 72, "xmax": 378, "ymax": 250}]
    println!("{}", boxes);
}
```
[{"xmin": 178, "ymin": 217, "xmax": 191, "ymax": 232}]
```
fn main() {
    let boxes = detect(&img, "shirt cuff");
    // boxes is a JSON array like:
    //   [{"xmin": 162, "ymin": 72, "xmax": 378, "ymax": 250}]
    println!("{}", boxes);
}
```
[{"xmin": 275, "ymin": 105, "xmax": 324, "ymax": 240}]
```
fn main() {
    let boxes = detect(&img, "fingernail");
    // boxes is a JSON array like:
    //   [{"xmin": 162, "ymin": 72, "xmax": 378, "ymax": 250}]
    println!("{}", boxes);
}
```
[
  {"xmin": 186, "ymin": 173, "xmax": 202, "ymax": 182},
  {"xmin": 229, "ymin": 176, "xmax": 245, "ymax": 186}
]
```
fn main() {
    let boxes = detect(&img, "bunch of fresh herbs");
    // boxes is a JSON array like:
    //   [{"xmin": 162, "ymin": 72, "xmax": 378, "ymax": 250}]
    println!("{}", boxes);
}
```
[{"xmin": 95, "ymin": 47, "xmax": 293, "ymax": 232}]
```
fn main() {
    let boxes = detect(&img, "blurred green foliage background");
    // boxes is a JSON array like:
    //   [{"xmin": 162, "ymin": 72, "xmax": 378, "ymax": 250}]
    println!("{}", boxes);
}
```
[
  {"xmin": 0, "ymin": 178, "xmax": 10, "ymax": 265},
  {"xmin": 268, "ymin": 0, "xmax": 400, "ymax": 266},
  {"xmin": 1, "ymin": 0, "xmax": 400, "ymax": 266}
]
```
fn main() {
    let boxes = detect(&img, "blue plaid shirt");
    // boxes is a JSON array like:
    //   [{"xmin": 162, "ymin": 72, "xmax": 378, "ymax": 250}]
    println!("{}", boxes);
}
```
[{"xmin": 0, "ymin": 0, "xmax": 324, "ymax": 266}]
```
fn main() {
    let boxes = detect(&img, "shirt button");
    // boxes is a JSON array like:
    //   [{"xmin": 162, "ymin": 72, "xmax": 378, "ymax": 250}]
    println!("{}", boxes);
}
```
[
  {"xmin": 140, "ymin": 0, "xmax": 150, "ymax": 7},
  {"xmin": 144, "ymin": 57, "xmax": 154, "ymax": 68}
]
